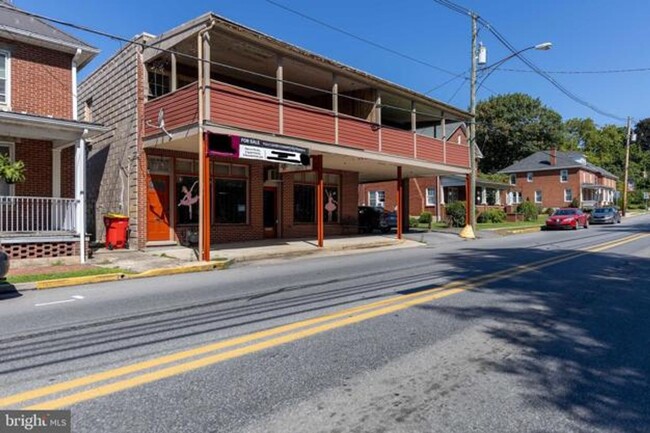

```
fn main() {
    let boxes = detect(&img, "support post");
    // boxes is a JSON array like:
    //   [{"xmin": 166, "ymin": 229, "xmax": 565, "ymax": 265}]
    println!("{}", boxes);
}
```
[
  {"xmin": 376, "ymin": 92, "xmax": 382, "ymax": 152},
  {"xmin": 397, "ymin": 166, "xmax": 403, "ymax": 240},
  {"xmin": 315, "ymin": 155, "xmax": 324, "ymax": 247},
  {"xmin": 277, "ymin": 56, "xmax": 284, "ymax": 134},
  {"xmin": 197, "ymin": 27, "xmax": 212, "ymax": 262},
  {"xmin": 75, "ymin": 137, "xmax": 86, "ymax": 263},
  {"xmin": 332, "ymin": 73, "xmax": 339, "ymax": 144},
  {"xmin": 52, "ymin": 148, "xmax": 62, "ymax": 198},
  {"xmin": 468, "ymin": 13, "xmax": 478, "ymax": 232},
  {"xmin": 171, "ymin": 52, "xmax": 177, "ymax": 92},
  {"xmin": 411, "ymin": 101, "xmax": 417, "ymax": 158},
  {"xmin": 202, "ymin": 32, "xmax": 211, "ymax": 121}
]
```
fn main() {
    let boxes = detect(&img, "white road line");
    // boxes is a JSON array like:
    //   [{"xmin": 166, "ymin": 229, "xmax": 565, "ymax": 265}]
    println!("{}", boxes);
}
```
[
  {"xmin": 71, "ymin": 295, "xmax": 84, "ymax": 300},
  {"xmin": 34, "ymin": 299, "xmax": 76, "ymax": 307}
]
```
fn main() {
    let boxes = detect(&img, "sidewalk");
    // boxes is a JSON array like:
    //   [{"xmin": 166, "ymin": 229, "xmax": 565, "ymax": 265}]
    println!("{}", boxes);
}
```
[{"xmin": 1, "ymin": 234, "xmax": 421, "ymax": 292}]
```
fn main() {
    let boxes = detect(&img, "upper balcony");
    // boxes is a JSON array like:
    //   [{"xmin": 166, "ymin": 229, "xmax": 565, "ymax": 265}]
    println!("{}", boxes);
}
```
[{"xmin": 141, "ymin": 18, "xmax": 470, "ymax": 169}]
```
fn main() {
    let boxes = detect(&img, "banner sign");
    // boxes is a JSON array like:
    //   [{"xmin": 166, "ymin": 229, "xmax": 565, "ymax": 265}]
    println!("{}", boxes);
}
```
[{"xmin": 207, "ymin": 133, "xmax": 309, "ymax": 166}]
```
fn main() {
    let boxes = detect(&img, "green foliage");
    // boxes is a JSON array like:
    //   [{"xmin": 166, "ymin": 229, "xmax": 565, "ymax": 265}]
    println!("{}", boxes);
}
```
[
  {"xmin": 544, "ymin": 207, "xmax": 556, "ymax": 215},
  {"xmin": 478, "ymin": 173, "xmax": 509, "ymax": 184},
  {"xmin": 517, "ymin": 201, "xmax": 539, "ymax": 222},
  {"xmin": 569, "ymin": 197, "xmax": 581, "ymax": 208},
  {"xmin": 477, "ymin": 208, "xmax": 506, "ymax": 223},
  {"xmin": 409, "ymin": 216, "xmax": 419, "ymax": 228},
  {"xmin": 476, "ymin": 93, "xmax": 564, "ymax": 173},
  {"xmin": 418, "ymin": 211, "xmax": 432, "ymax": 224},
  {"xmin": 0, "ymin": 154, "xmax": 26, "ymax": 184},
  {"xmin": 445, "ymin": 201, "xmax": 466, "ymax": 227}
]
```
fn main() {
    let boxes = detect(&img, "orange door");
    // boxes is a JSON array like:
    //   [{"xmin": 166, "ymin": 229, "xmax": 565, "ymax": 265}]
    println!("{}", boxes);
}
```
[{"xmin": 147, "ymin": 175, "xmax": 171, "ymax": 241}]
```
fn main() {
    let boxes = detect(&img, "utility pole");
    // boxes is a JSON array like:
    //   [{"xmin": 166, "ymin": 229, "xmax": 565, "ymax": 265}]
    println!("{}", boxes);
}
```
[
  {"xmin": 622, "ymin": 116, "xmax": 631, "ymax": 217},
  {"xmin": 468, "ymin": 13, "xmax": 478, "ymax": 232}
]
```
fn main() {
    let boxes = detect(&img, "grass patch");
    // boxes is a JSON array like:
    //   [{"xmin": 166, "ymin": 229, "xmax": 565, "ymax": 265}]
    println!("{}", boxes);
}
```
[
  {"xmin": 478, "ymin": 215, "xmax": 547, "ymax": 230},
  {"xmin": 7, "ymin": 267, "xmax": 133, "ymax": 284}
]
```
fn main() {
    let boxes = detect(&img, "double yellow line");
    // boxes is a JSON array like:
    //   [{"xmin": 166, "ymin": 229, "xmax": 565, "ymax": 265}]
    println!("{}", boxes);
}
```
[{"xmin": 3, "ymin": 232, "xmax": 647, "ymax": 410}]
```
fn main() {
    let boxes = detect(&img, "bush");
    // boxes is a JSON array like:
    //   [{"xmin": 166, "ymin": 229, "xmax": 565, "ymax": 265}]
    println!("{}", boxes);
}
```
[
  {"xmin": 445, "ymin": 201, "xmax": 466, "ymax": 227},
  {"xmin": 544, "ymin": 207, "xmax": 556, "ymax": 215},
  {"xmin": 517, "ymin": 201, "xmax": 539, "ymax": 222},
  {"xmin": 477, "ymin": 208, "xmax": 506, "ymax": 223},
  {"xmin": 569, "ymin": 197, "xmax": 580, "ymax": 208},
  {"xmin": 409, "ymin": 216, "xmax": 419, "ymax": 227},
  {"xmin": 418, "ymin": 211, "xmax": 433, "ymax": 224}
]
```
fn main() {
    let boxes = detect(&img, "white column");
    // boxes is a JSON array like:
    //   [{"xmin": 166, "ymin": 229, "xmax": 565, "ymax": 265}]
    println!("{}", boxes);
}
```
[
  {"xmin": 277, "ymin": 56, "xmax": 283, "ymax": 134},
  {"xmin": 52, "ymin": 148, "xmax": 62, "ymax": 198},
  {"xmin": 75, "ymin": 137, "xmax": 87, "ymax": 263},
  {"xmin": 481, "ymin": 187, "xmax": 487, "ymax": 205},
  {"xmin": 171, "ymin": 52, "xmax": 177, "ymax": 92},
  {"xmin": 202, "ymin": 32, "xmax": 211, "ymax": 121},
  {"xmin": 332, "ymin": 73, "xmax": 339, "ymax": 144},
  {"xmin": 495, "ymin": 189, "xmax": 502, "ymax": 205},
  {"xmin": 71, "ymin": 49, "xmax": 81, "ymax": 120},
  {"xmin": 439, "ymin": 182, "xmax": 445, "ymax": 205}
]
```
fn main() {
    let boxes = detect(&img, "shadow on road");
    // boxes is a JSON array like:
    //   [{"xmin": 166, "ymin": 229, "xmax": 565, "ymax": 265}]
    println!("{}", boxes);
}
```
[
  {"xmin": 0, "ymin": 283, "xmax": 21, "ymax": 301},
  {"xmin": 415, "ymin": 230, "xmax": 650, "ymax": 432}
]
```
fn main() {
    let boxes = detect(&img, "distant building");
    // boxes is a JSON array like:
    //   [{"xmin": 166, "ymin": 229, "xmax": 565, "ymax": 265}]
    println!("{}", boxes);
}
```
[{"xmin": 499, "ymin": 149, "xmax": 617, "ymax": 209}]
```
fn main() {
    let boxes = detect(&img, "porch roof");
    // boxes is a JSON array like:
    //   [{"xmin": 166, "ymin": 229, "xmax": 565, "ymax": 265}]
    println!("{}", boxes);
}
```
[
  {"xmin": 0, "ymin": 111, "xmax": 108, "ymax": 147},
  {"xmin": 143, "ymin": 123, "xmax": 470, "ymax": 183},
  {"xmin": 581, "ymin": 183, "xmax": 616, "ymax": 191}
]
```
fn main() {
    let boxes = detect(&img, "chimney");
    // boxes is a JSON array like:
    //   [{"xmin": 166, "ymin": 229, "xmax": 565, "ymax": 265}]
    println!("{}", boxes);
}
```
[{"xmin": 550, "ymin": 148, "xmax": 557, "ymax": 166}]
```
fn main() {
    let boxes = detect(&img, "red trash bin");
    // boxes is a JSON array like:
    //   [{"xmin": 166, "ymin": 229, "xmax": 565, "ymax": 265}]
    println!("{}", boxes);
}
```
[{"xmin": 104, "ymin": 213, "xmax": 130, "ymax": 250}]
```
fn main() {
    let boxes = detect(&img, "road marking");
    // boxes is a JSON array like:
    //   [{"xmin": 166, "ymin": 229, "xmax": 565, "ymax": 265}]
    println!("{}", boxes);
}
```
[
  {"xmin": 34, "ymin": 300, "xmax": 76, "ymax": 307},
  {"xmin": 71, "ymin": 296, "xmax": 84, "ymax": 300},
  {"xmin": 6, "ymin": 232, "xmax": 648, "ymax": 409}
]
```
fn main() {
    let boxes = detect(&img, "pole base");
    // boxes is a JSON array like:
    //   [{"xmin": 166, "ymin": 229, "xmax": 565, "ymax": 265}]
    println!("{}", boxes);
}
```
[{"xmin": 459, "ymin": 224, "xmax": 476, "ymax": 239}]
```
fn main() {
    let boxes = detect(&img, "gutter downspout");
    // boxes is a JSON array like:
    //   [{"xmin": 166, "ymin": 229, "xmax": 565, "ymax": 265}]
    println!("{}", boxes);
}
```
[{"xmin": 72, "ymin": 48, "xmax": 82, "ymax": 120}]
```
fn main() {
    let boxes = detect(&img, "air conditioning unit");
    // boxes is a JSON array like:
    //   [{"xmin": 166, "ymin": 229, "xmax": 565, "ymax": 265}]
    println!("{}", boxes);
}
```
[{"xmin": 266, "ymin": 168, "xmax": 280, "ymax": 182}]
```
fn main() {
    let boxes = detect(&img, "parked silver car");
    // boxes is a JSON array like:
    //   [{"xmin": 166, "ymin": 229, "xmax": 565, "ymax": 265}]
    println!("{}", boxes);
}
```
[{"xmin": 590, "ymin": 207, "xmax": 621, "ymax": 224}]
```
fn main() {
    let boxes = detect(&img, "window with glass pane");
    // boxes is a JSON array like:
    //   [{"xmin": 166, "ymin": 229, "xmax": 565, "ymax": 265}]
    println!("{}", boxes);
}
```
[
  {"xmin": 324, "ymin": 186, "xmax": 339, "ymax": 223},
  {"xmin": 148, "ymin": 71, "xmax": 170, "ymax": 99},
  {"xmin": 535, "ymin": 190, "xmax": 542, "ymax": 203},
  {"xmin": 564, "ymin": 189, "xmax": 572, "ymax": 202},
  {"xmin": 560, "ymin": 170, "xmax": 568, "ymax": 182},
  {"xmin": 294, "ymin": 184, "xmax": 315, "ymax": 223},
  {"xmin": 426, "ymin": 188, "xmax": 436, "ymax": 206},
  {"xmin": 176, "ymin": 176, "xmax": 199, "ymax": 224},
  {"xmin": 0, "ymin": 52, "xmax": 7, "ymax": 104},
  {"xmin": 214, "ymin": 179, "xmax": 247, "ymax": 223},
  {"xmin": 176, "ymin": 159, "xmax": 198, "ymax": 175}
]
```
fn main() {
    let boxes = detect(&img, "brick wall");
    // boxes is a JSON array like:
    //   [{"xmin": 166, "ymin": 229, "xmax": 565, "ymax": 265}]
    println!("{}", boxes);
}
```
[
  {"xmin": 514, "ymin": 168, "xmax": 580, "ymax": 208},
  {"xmin": 0, "ymin": 38, "xmax": 73, "ymax": 119},
  {"xmin": 14, "ymin": 139, "xmax": 52, "ymax": 197},
  {"xmin": 359, "ymin": 178, "xmax": 438, "ymax": 216}
]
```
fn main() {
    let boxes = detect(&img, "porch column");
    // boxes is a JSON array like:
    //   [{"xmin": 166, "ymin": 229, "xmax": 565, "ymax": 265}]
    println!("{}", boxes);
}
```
[
  {"xmin": 396, "ymin": 166, "xmax": 403, "ymax": 240},
  {"xmin": 202, "ymin": 32, "xmax": 211, "ymax": 121},
  {"xmin": 332, "ymin": 73, "xmax": 339, "ymax": 144},
  {"xmin": 315, "ymin": 155, "xmax": 324, "ymax": 247},
  {"xmin": 495, "ymin": 189, "xmax": 502, "ymax": 205},
  {"xmin": 435, "ymin": 175, "xmax": 441, "ymax": 222},
  {"xmin": 481, "ymin": 187, "xmax": 487, "ymax": 205},
  {"xmin": 277, "ymin": 55, "xmax": 284, "ymax": 134},
  {"xmin": 75, "ymin": 138, "xmax": 86, "ymax": 264},
  {"xmin": 442, "ymin": 115, "xmax": 447, "ymax": 163},
  {"xmin": 52, "ymin": 148, "xmax": 62, "ymax": 198},
  {"xmin": 170, "ymin": 52, "xmax": 177, "ymax": 92},
  {"xmin": 198, "ymin": 28, "xmax": 212, "ymax": 262},
  {"xmin": 376, "ymin": 92, "xmax": 382, "ymax": 152},
  {"xmin": 411, "ymin": 101, "xmax": 417, "ymax": 158}
]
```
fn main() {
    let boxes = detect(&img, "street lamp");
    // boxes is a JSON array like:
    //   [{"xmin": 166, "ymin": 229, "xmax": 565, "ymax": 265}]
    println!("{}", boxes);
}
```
[{"xmin": 462, "ymin": 14, "xmax": 552, "ymax": 239}]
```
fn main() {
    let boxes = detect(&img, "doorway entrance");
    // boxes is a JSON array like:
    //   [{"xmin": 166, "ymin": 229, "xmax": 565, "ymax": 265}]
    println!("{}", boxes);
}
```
[
  {"xmin": 147, "ymin": 174, "xmax": 171, "ymax": 241},
  {"xmin": 263, "ymin": 187, "xmax": 278, "ymax": 238}
]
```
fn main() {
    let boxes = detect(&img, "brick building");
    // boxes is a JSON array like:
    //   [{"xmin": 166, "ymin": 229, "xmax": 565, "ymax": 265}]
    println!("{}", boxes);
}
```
[
  {"xmin": 0, "ymin": 1, "xmax": 105, "ymax": 261},
  {"xmin": 499, "ymin": 149, "xmax": 617, "ymax": 209},
  {"xmin": 80, "ymin": 13, "xmax": 472, "ymax": 257}
]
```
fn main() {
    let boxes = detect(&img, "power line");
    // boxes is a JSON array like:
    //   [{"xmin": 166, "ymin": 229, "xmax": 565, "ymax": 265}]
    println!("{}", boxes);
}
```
[
  {"xmin": 500, "ymin": 66, "xmax": 650, "ymax": 75},
  {"xmin": 431, "ymin": 0, "xmax": 627, "ymax": 123}
]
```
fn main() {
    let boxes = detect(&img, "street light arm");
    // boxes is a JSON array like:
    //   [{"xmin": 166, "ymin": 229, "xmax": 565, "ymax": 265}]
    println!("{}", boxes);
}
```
[{"xmin": 476, "ymin": 42, "xmax": 552, "ymax": 91}]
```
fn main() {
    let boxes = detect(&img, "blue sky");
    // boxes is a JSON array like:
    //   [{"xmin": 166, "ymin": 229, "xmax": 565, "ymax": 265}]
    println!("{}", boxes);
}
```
[{"xmin": 16, "ymin": 0, "xmax": 650, "ymax": 126}]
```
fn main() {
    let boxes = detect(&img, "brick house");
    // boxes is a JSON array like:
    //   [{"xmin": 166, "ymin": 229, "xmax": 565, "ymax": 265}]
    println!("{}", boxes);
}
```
[
  {"xmin": 0, "ymin": 1, "xmax": 106, "ymax": 262},
  {"xmin": 359, "ymin": 123, "xmax": 513, "ymax": 221},
  {"xmin": 79, "ymin": 13, "xmax": 472, "ymax": 258},
  {"xmin": 499, "ymin": 149, "xmax": 617, "ymax": 209}
]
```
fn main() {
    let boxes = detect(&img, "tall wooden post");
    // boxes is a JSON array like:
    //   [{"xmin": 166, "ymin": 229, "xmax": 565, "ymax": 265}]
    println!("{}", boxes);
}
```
[{"xmin": 397, "ymin": 166, "xmax": 403, "ymax": 240}]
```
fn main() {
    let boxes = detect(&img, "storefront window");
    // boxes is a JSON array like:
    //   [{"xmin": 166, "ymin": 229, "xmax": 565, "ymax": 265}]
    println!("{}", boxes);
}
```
[
  {"xmin": 215, "ymin": 179, "xmax": 247, "ymax": 223},
  {"xmin": 293, "ymin": 172, "xmax": 340, "ymax": 223},
  {"xmin": 294, "ymin": 184, "xmax": 315, "ymax": 223},
  {"xmin": 176, "ymin": 176, "xmax": 199, "ymax": 224}
]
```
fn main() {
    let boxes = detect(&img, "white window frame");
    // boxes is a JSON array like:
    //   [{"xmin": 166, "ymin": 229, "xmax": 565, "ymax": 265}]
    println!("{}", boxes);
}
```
[
  {"xmin": 509, "ymin": 174, "xmax": 516, "ymax": 185},
  {"xmin": 560, "ymin": 169, "xmax": 569, "ymax": 183},
  {"xmin": 534, "ymin": 190, "xmax": 542, "ymax": 203},
  {"xmin": 368, "ymin": 190, "xmax": 385, "ymax": 208},
  {"xmin": 564, "ymin": 188, "xmax": 573, "ymax": 202},
  {"xmin": 507, "ymin": 191, "xmax": 522, "ymax": 205},
  {"xmin": 527, "ymin": 172, "xmax": 533, "ymax": 182},
  {"xmin": 0, "ymin": 141, "xmax": 16, "ymax": 196},
  {"xmin": 0, "ymin": 49, "xmax": 11, "ymax": 109},
  {"xmin": 425, "ymin": 187, "xmax": 436, "ymax": 206}
]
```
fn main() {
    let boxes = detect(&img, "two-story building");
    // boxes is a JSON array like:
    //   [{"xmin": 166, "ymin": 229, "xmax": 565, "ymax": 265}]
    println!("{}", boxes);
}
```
[
  {"xmin": 0, "ymin": 1, "xmax": 105, "ymax": 262},
  {"xmin": 80, "ymin": 13, "xmax": 473, "ymax": 259},
  {"xmin": 499, "ymin": 149, "xmax": 617, "ymax": 209}
]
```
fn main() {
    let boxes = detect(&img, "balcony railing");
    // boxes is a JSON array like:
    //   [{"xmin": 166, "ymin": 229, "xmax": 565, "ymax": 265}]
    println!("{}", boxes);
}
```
[
  {"xmin": 143, "ymin": 80, "xmax": 469, "ymax": 168},
  {"xmin": 0, "ymin": 196, "xmax": 78, "ymax": 234}
]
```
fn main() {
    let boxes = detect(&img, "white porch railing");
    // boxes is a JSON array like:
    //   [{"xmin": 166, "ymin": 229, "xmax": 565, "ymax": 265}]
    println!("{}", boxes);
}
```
[{"xmin": 0, "ymin": 196, "xmax": 78, "ymax": 233}]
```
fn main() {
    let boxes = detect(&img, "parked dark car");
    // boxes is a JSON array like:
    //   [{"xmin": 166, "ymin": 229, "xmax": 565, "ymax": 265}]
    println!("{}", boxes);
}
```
[
  {"xmin": 590, "ymin": 207, "xmax": 621, "ymax": 224},
  {"xmin": 545, "ymin": 208, "xmax": 589, "ymax": 230},
  {"xmin": 383, "ymin": 211, "xmax": 398, "ymax": 231},
  {"xmin": 358, "ymin": 206, "xmax": 391, "ymax": 233}
]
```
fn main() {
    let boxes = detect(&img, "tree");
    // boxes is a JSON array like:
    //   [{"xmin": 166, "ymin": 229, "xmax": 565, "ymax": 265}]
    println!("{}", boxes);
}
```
[
  {"xmin": 634, "ymin": 118, "xmax": 650, "ymax": 152},
  {"xmin": 476, "ymin": 93, "xmax": 564, "ymax": 173}
]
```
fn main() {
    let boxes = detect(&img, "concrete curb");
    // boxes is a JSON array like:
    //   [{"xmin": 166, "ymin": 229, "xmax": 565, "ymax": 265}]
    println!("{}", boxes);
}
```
[
  {"xmin": 495, "ymin": 226, "xmax": 543, "ymax": 236},
  {"xmin": 8, "ymin": 260, "xmax": 232, "ymax": 292}
]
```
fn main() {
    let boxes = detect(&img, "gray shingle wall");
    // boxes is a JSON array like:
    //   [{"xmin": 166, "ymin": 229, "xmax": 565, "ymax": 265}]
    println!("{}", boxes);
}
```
[{"xmin": 79, "ymin": 44, "xmax": 140, "ymax": 244}]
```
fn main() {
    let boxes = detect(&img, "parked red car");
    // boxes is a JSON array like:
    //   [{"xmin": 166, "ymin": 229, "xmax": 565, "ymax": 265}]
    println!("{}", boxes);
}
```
[{"xmin": 545, "ymin": 208, "xmax": 589, "ymax": 230}]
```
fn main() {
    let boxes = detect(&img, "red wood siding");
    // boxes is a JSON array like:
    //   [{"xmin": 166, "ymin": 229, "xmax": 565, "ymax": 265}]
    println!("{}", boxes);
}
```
[
  {"xmin": 338, "ymin": 115, "xmax": 379, "ymax": 151},
  {"xmin": 416, "ymin": 135, "xmax": 444, "ymax": 163},
  {"xmin": 381, "ymin": 127, "xmax": 413, "ymax": 158},
  {"xmin": 211, "ymin": 82, "xmax": 279, "ymax": 134},
  {"xmin": 283, "ymin": 102, "xmax": 335, "ymax": 143},
  {"xmin": 143, "ymin": 84, "xmax": 198, "ymax": 136},
  {"xmin": 446, "ymin": 143, "xmax": 470, "ymax": 167}
]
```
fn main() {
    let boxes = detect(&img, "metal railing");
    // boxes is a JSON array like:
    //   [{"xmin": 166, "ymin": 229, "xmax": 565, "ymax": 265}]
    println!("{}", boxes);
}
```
[{"xmin": 0, "ymin": 196, "xmax": 78, "ymax": 233}]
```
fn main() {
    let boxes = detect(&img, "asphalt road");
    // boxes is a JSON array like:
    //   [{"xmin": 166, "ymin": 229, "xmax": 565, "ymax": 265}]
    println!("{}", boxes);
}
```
[{"xmin": 1, "ymin": 216, "xmax": 649, "ymax": 433}]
